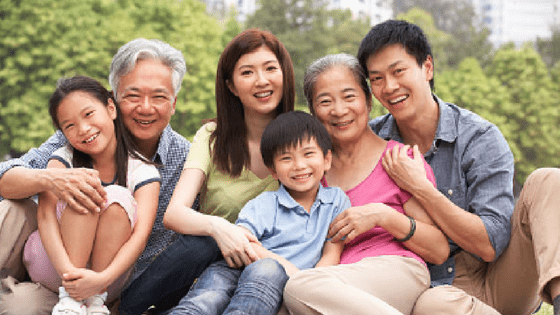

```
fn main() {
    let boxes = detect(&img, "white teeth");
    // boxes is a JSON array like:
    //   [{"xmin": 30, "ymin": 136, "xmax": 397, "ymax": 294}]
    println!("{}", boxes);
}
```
[
  {"xmin": 293, "ymin": 174, "xmax": 311, "ymax": 179},
  {"xmin": 334, "ymin": 121, "xmax": 351, "ymax": 127},
  {"xmin": 137, "ymin": 120, "xmax": 154, "ymax": 125},
  {"xmin": 389, "ymin": 95, "xmax": 408, "ymax": 104},
  {"xmin": 85, "ymin": 134, "xmax": 98, "ymax": 143},
  {"xmin": 255, "ymin": 91, "xmax": 272, "ymax": 98}
]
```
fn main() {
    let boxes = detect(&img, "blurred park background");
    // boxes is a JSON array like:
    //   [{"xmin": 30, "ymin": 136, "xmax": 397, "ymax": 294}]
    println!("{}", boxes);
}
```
[{"xmin": 2, "ymin": 0, "xmax": 560, "ymax": 189}]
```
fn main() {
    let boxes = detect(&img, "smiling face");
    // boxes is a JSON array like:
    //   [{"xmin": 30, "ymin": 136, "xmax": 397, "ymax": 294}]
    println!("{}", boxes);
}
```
[
  {"xmin": 366, "ymin": 43, "xmax": 434, "ymax": 123},
  {"xmin": 117, "ymin": 58, "xmax": 176, "ymax": 157},
  {"xmin": 57, "ymin": 91, "xmax": 117, "ymax": 160},
  {"xmin": 312, "ymin": 66, "xmax": 371, "ymax": 146},
  {"xmin": 270, "ymin": 137, "xmax": 332, "ymax": 203},
  {"xmin": 227, "ymin": 46, "xmax": 284, "ymax": 120}
]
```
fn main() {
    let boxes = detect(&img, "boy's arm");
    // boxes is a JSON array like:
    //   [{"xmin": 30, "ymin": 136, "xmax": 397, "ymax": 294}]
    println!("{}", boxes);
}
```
[
  {"xmin": 249, "ymin": 242, "xmax": 300, "ymax": 277},
  {"xmin": 315, "ymin": 240, "xmax": 344, "ymax": 268}
]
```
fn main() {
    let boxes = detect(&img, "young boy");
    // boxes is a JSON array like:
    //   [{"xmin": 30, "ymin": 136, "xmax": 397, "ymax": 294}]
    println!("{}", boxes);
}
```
[{"xmin": 168, "ymin": 111, "xmax": 350, "ymax": 315}]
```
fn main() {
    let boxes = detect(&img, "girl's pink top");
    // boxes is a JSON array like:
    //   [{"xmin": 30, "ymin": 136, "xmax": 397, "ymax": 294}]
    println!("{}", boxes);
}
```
[{"xmin": 322, "ymin": 140, "xmax": 437, "ymax": 267}]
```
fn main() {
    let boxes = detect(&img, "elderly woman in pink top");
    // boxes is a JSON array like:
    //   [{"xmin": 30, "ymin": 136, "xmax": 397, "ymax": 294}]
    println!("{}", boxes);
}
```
[{"xmin": 282, "ymin": 54, "xmax": 450, "ymax": 315}]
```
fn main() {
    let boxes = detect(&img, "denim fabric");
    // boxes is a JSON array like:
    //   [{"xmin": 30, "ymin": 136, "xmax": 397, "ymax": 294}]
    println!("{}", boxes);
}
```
[
  {"xmin": 370, "ymin": 94, "xmax": 515, "ymax": 286},
  {"xmin": 170, "ymin": 258, "xmax": 288, "ymax": 315},
  {"xmin": 119, "ymin": 234, "xmax": 220, "ymax": 315}
]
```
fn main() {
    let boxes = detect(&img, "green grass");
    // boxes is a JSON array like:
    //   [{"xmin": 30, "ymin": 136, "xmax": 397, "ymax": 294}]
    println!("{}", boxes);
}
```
[{"xmin": 535, "ymin": 303, "xmax": 553, "ymax": 315}]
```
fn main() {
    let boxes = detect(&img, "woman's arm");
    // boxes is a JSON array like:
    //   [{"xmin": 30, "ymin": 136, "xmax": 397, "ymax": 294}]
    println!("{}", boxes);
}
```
[
  {"xmin": 328, "ymin": 200, "xmax": 449, "ymax": 265},
  {"xmin": 163, "ymin": 168, "xmax": 258, "ymax": 268},
  {"xmin": 397, "ymin": 197, "xmax": 449, "ymax": 264}
]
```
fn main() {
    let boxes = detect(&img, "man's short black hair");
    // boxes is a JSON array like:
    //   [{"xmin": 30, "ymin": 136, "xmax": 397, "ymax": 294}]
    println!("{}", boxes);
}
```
[
  {"xmin": 261, "ymin": 111, "xmax": 332, "ymax": 169},
  {"xmin": 357, "ymin": 19, "xmax": 434, "ymax": 90}
]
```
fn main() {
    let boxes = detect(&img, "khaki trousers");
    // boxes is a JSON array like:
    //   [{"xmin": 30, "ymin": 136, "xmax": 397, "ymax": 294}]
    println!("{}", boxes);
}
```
[
  {"xmin": 283, "ymin": 256, "xmax": 430, "ymax": 315},
  {"xmin": 0, "ymin": 199, "xmax": 127, "ymax": 315},
  {"xmin": 413, "ymin": 168, "xmax": 560, "ymax": 315}
]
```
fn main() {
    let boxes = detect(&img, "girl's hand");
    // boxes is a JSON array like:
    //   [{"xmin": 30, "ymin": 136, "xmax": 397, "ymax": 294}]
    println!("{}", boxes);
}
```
[
  {"xmin": 61, "ymin": 268, "xmax": 109, "ymax": 301},
  {"xmin": 328, "ymin": 204, "xmax": 389, "ymax": 243},
  {"xmin": 211, "ymin": 219, "xmax": 260, "ymax": 268}
]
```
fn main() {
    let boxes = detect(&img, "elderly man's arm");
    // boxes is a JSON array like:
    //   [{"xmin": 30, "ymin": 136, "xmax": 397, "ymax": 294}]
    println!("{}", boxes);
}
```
[{"xmin": 0, "ymin": 131, "xmax": 105, "ymax": 213}]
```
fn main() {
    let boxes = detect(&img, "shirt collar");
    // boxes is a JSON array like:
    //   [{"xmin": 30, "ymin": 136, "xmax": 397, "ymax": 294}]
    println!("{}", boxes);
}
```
[
  {"xmin": 434, "ymin": 95, "xmax": 458, "ymax": 144},
  {"xmin": 153, "ymin": 125, "xmax": 173, "ymax": 165},
  {"xmin": 276, "ymin": 184, "xmax": 332, "ymax": 211},
  {"xmin": 376, "ymin": 94, "xmax": 457, "ymax": 145}
]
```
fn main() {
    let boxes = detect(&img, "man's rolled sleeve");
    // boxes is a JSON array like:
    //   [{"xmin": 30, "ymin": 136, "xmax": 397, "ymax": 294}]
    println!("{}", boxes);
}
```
[
  {"xmin": 463, "ymin": 124, "xmax": 514, "ymax": 259},
  {"xmin": 0, "ymin": 131, "xmax": 67, "ymax": 199}
]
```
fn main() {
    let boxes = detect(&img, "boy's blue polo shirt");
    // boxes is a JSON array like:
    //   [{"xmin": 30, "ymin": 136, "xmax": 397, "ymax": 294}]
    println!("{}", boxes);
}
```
[{"xmin": 236, "ymin": 184, "xmax": 350, "ymax": 270}]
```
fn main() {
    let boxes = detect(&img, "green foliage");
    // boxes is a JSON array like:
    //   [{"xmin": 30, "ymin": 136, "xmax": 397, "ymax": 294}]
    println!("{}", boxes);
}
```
[
  {"xmin": 486, "ymin": 44, "xmax": 560, "ymax": 183},
  {"xmin": 436, "ymin": 58, "xmax": 520, "ymax": 169},
  {"xmin": 536, "ymin": 26, "xmax": 560, "ymax": 68},
  {"xmin": 0, "ymin": 0, "xmax": 223, "ymax": 154},
  {"xmin": 245, "ymin": 0, "xmax": 370, "ymax": 108},
  {"xmin": 394, "ymin": 1, "xmax": 493, "ymax": 69},
  {"xmin": 0, "ymin": 0, "xmax": 116, "ymax": 154},
  {"xmin": 397, "ymin": 8, "xmax": 452, "ymax": 70}
]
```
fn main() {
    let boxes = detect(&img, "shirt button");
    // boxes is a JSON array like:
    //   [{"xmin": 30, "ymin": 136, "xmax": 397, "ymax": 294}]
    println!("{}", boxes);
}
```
[
  {"xmin": 447, "ymin": 267, "xmax": 453, "ymax": 273},
  {"xmin": 447, "ymin": 189, "xmax": 453, "ymax": 196}
]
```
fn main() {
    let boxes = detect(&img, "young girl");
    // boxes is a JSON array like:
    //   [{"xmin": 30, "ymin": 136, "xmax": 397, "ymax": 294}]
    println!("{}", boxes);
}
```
[
  {"xmin": 162, "ymin": 29, "xmax": 295, "ymax": 314},
  {"xmin": 22, "ymin": 76, "xmax": 161, "ymax": 315}
]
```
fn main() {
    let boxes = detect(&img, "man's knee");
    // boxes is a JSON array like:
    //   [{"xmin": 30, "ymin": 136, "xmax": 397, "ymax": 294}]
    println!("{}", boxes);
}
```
[
  {"xmin": 0, "ymin": 199, "xmax": 38, "ymax": 280},
  {"xmin": 412, "ymin": 286, "xmax": 500, "ymax": 315},
  {"xmin": 525, "ymin": 168, "xmax": 560, "ymax": 190}
]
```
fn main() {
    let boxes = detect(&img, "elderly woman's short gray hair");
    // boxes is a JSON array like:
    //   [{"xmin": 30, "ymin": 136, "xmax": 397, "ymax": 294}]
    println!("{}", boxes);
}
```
[
  {"xmin": 109, "ymin": 38, "xmax": 187, "ymax": 99},
  {"xmin": 303, "ymin": 53, "xmax": 371, "ymax": 114}
]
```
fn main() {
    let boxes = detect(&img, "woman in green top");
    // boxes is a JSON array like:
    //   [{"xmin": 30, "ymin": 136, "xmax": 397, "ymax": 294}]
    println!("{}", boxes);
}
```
[{"xmin": 164, "ymin": 29, "xmax": 294, "ymax": 268}]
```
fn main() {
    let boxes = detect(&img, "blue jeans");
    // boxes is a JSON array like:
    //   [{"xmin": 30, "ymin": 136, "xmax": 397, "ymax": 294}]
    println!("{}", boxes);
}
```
[
  {"xmin": 169, "ymin": 258, "xmax": 288, "ymax": 315},
  {"xmin": 119, "ymin": 234, "xmax": 221, "ymax": 315}
]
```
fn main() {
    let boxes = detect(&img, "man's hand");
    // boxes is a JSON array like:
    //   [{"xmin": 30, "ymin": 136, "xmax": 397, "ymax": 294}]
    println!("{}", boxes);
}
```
[
  {"xmin": 382, "ymin": 145, "xmax": 428, "ymax": 194},
  {"xmin": 48, "ymin": 168, "xmax": 106, "ymax": 214}
]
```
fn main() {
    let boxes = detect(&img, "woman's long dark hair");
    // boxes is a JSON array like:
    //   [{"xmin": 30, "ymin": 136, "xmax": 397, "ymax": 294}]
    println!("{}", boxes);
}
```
[
  {"xmin": 211, "ymin": 29, "xmax": 295, "ymax": 177},
  {"xmin": 49, "ymin": 76, "xmax": 156, "ymax": 187}
]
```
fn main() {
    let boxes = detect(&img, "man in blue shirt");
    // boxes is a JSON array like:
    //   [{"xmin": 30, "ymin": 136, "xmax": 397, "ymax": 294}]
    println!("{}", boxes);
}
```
[
  {"xmin": 0, "ymin": 39, "xmax": 219, "ymax": 315},
  {"xmin": 361, "ymin": 19, "xmax": 560, "ymax": 315}
]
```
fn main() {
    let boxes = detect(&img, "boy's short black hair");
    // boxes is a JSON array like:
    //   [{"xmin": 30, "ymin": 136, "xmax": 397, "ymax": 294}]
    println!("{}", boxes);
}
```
[
  {"xmin": 357, "ymin": 19, "xmax": 434, "ymax": 90},
  {"xmin": 261, "ymin": 111, "xmax": 332, "ymax": 169}
]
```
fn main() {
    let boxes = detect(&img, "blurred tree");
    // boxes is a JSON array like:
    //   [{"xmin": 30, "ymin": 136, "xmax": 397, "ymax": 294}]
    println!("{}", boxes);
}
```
[
  {"xmin": 397, "ymin": 8, "xmax": 452, "ymax": 72},
  {"xmin": 536, "ymin": 25, "xmax": 560, "ymax": 68},
  {"xmin": 486, "ymin": 43, "xmax": 560, "ymax": 183},
  {"xmin": 0, "ymin": 0, "xmax": 223, "ymax": 155},
  {"xmin": 245, "ymin": 0, "xmax": 371, "ymax": 108},
  {"xmin": 436, "ymin": 58, "xmax": 523, "ymax": 181},
  {"xmin": 393, "ymin": 1, "xmax": 493, "ymax": 69}
]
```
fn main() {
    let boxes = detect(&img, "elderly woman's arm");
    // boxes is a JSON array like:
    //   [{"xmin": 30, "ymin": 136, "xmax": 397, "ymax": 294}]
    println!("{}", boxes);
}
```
[{"xmin": 328, "ymin": 199, "xmax": 450, "ymax": 265}]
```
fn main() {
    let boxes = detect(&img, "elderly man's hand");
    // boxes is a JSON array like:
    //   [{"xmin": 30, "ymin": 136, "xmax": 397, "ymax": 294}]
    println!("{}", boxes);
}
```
[{"xmin": 48, "ymin": 168, "xmax": 106, "ymax": 214}]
